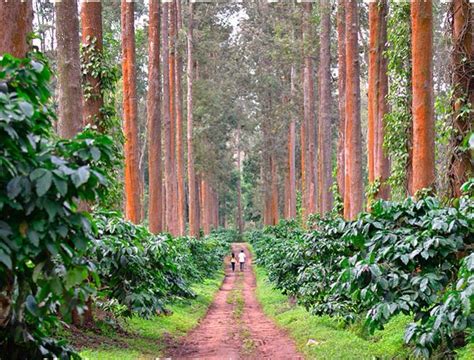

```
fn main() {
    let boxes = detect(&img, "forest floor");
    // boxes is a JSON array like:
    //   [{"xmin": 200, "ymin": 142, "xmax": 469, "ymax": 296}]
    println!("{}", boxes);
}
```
[{"xmin": 166, "ymin": 243, "xmax": 303, "ymax": 360}]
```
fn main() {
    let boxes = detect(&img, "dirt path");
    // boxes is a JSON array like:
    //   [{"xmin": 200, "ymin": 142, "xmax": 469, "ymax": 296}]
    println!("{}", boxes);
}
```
[{"xmin": 167, "ymin": 243, "xmax": 302, "ymax": 360}]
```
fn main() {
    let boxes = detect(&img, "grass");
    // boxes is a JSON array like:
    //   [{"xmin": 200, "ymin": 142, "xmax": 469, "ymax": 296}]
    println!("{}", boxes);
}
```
[
  {"xmin": 254, "ymin": 266, "xmax": 412, "ymax": 360},
  {"xmin": 78, "ymin": 272, "xmax": 224, "ymax": 360}
]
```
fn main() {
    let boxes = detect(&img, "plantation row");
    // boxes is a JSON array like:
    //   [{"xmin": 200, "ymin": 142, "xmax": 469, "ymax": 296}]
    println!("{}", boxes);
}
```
[
  {"xmin": 250, "ymin": 189, "xmax": 474, "ymax": 358},
  {"xmin": 0, "ymin": 55, "xmax": 233, "ymax": 357}
]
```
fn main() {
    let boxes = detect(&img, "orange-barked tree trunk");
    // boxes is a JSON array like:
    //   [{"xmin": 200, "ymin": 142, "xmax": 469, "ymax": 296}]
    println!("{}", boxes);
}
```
[
  {"xmin": 411, "ymin": 0, "xmax": 435, "ymax": 193},
  {"xmin": 187, "ymin": 1, "xmax": 199, "ymax": 237},
  {"xmin": 302, "ymin": 2, "xmax": 316, "ymax": 217},
  {"xmin": 318, "ymin": 0, "xmax": 333, "ymax": 215},
  {"xmin": 0, "ymin": 1, "xmax": 32, "ymax": 58},
  {"xmin": 121, "ymin": 0, "xmax": 141, "ymax": 223},
  {"xmin": 174, "ymin": 1, "xmax": 185, "ymax": 236},
  {"xmin": 80, "ymin": 0, "xmax": 103, "ymax": 129},
  {"xmin": 162, "ymin": 2, "xmax": 178, "ymax": 235},
  {"xmin": 287, "ymin": 65, "xmax": 297, "ymax": 219},
  {"xmin": 374, "ymin": 0, "xmax": 391, "ymax": 200},
  {"xmin": 56, "ymin": 0, "xmax": 84, "ymax": 139},
  {"xmin": 147, "ymin": 0, "xmax": 163, "ymax": 234},
  {"xmin": 344, "ymin": 0, "xmax": 363, "ymax": 220},
  {"xmin": 337, "ymin": 0, "xmax": 346, "ymax": 204},
  {"xmin": 449, "ymin": 0, "xmax": 473, "ymax": 197},
  {"xmin": 368, "ymin": 0, "xmax": 391, "ymax": 205}
]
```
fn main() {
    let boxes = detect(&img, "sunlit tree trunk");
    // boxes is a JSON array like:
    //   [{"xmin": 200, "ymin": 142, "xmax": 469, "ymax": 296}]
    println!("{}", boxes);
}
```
[
  {"xmin": 56, "ymin": 0, "xmax": 83, "ymax": 139},
  {"xmin": 147, "ymin": 0, "xmax": 163, "ymax": 234},
  {"xmin": 318, "ymin": 0, "xmax": 333, "ymax": 215},
  {"xmin": 302, "ymin": 2, "xmax": 316, "ymax": 217},
  {"xmin": 80, "ymin": 0, "xmax": 103, "ymax": 129},
  {"xmin": 0, "ymin": 1, "xmax": 32, "ymax": 58},
  {"xmin": 368, "ymin": 0, "xmax": 391, "ymax": 205},
  {"xmin": 121, "ymin": 0, "xmax": 141, "ymax": 223},
  {"xmin": 449, "ymin": 0, "xmax": 473, "ymax": 197},
  {"xmin": 411, "ymin": 0, "xmax": 435, "ymax": 193},
  {"xmin": 344, "ymin": 0, "xmax": 363, "ymax": 220},
  {"xmin": 187, "ymin": 2, "xmax": 199, "ymax": 237},
  {"xmin": 174, "ymin": 1, "xmax": 185, "ymax": 236},
  {"xmin": 287, "ymin": 66, "xmax": 297, "ymax": 219},
  {"xmin": 236, "ymin": 126, "xmax": 244, "ymax": 234},
  {"xmin": 162, "ymin": 3, "xmax": 178, "ymax": 235},
  {"xmin": 337, "ymin": 0, "xmax": 346, "ymax": 203},
  {"xmin": 375, "ymin": 0, "xmax": 391, "ymax": 201}
]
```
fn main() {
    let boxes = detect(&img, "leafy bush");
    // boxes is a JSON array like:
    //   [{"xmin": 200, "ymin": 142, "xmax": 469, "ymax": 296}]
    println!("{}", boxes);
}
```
[
  {"xmin": 251, "ymin": 192, "xmax": 474, "ymax": 357},
  {"xmin": 89, "ymin": 211, "xmax": 228, "ymax": 318},
  {"xmin": 0, "ymin": 54, "xmax": 116, "ymax": 358},
  {"xmin": 209, "ymin": 227, "xmax": 242, "ymax": 243}
]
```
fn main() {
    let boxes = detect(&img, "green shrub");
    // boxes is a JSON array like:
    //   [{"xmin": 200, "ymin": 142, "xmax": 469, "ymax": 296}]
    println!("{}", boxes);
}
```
[
  {"xmin": 0, "ymin": 54, "xmax": 116, "ymax": 358},
  {"xmin": 251, "ymin": 191, "xmax": 474, "ymax": 358},
  {"xmin": 89, "ymin": 211, "xmax": 228, "ymax": 318}
]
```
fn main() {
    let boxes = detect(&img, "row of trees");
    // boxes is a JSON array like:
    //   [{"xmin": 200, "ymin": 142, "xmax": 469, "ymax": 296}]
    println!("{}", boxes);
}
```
[
  {"xmin": 1, "ymin": 1, "xmax": 472, "ymax": 233},
  {"xmin": 242, "ymin": 0, "xmax": 472, "ymax": 225},
  {"xmin": 1, "ymin": 0, "xmax": 230, "ymax": 237}
]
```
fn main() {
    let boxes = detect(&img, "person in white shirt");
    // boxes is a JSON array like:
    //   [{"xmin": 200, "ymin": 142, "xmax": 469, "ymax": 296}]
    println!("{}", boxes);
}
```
[{"xmin": 238, "ymin": 250, "xmax": 246, "ymax": 272}]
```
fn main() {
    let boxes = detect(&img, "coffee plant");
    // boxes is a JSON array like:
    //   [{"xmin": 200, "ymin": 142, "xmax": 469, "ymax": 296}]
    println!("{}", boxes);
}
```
[
  {"xmin": 251, "ymin": 190, "xmax": 474, "ymax": 358},
  {"xmin": 0, "ymin": 54, "xmax": 116, "ymax": 358}
]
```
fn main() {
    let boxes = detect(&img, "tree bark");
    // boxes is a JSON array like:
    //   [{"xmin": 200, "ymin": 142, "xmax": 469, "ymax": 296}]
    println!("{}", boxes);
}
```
[
  {"xmin": 174, "ymin": 1, "xmax": 185, "ymax": 236},
  {"xmin": 344, "ymin": 0, "xmax": 363, "ymax": 220},
  {"xmin": 411, "ymin": 0, "xmax": 435, "ymax": 193},
  {"xmin": 449, "ymin": 0, "xmax": 473, "ymax": 197},
  {"xmin": 0, "ymin": 1, "xmax": 32, "ymax": 58},
  {"xmin": 287, "ymin": 66, "xmax": 297, "ymax": 219},
  {"xmin": 302, "ymin": 2, "xmax": 316, "ymax": 217},
  {"xmin": 368, "ymin": 0, "xmax": 391, "ymax": 205},
  {"xmin": 318, "ymin": 0, "xmax": 333, "ymax": 215},
  {"xmin": 236, "ymin": 126, "xmax": 244, "ymax": 234},
  {"xmin": 337, "ymin": 0, "xmax": 346, "ymax": 203},
  {"xmin": 187, "ymin": 2, "xmax": 199, "ymax": 237},
  {"xmin": 270, "ymin": 153, "xmax": 279, "ymax": 225},
  {"xmin": 147, "ymin": 0, "xmax": 163, "ymax": 234},
  {"xmin": 56, "ymin": 0, "xmax": 84, "ymax": 139},
  {"xmin": 121, "ymin": 0, "xmax": 141, "ymax": 223},
  {"xmin": 375, "ymin": 0, "xmax": 391, "ymax": 200},
  {"xmin": 80, "ymin": 0, "xmax": 103, "ymax": 129},
  {"xmin": 162, "ymin": 3, "xmax": 178, "ymax": 235}
]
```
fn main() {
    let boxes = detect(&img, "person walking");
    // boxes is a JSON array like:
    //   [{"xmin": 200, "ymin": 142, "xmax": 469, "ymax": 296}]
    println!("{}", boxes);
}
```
[
  {"xmin": 238, "ymin": 249, "xmax": 246, "ymax": 272},
  {"xmin": 230, "ymin": 253, "xmax": 236, "ymax": 272}
]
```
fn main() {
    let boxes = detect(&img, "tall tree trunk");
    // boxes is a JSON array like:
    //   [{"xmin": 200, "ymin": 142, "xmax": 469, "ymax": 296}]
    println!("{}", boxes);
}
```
[
  {"xmin": 236, "ymin": 126, "xmax": 244, "ymax": 234},
  {"xmin": 56, "ymin": 0, "xmax": 83, "ymax": 139},
  {"xmin": 270, "ymin": 153, "xmax": 279, "ymax": 225},
  {"xmin": 344, "ymin": 0, "xmax": 363, "ymax": 220},
  {"xmin": 162, "ymin": 3, "xmax": 178, "ymax": 235},
  {"xmin": 449, "ymin": 0, "xmax": 473, "ymax": 197},
  {"xmin": 147, "ymin": 0, "xmax": 163, "ymax": 234},
  {"xmin": 368, "ymin": 0, "xmax": 391, "ymax": 205},
  {"xmin": 0, "ymin": 1, "xmax": 32, "ymax": 58},
  {"xmin": 318, "ymin": 0, "xmax": 333, "ymax": 214},
  {"xmin": 121, "ymin": 0, "xmax": 141, "ymax": 223},
  {"xmin": 201, "ymin": 178, "xmax": 210, "ymax": 235},
  {"xmin": 288, "ymin": 66, "xmax": 297, "ymax": 219},
  {"xmin": 187, "ymin": 2, "xmax": 199, "ymax": 237},
  {"xmin": 337, "ymin": 0, "xmax": 346, "ymax": 203},
  {"xmin": 302, "ymin": 2, "xmax": 316, "ymax": 217},
  {"xmin": 411, "ymin": 0, "xmax": 435, "ymax": 193},
  {"xmin": 375, "ymin": 0, "xmax": 391, "ymax": 200},
  {"xmin": 80, "ymin": 0, "xmax": 103, "ymax": 129},
  {"xmin": 174, "ymin": 1, "xmax": 185, "ymax": 236}
]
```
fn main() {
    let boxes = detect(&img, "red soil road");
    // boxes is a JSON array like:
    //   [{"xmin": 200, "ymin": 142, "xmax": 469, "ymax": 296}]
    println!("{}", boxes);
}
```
[{"xmin": 167, "ymin": 243, "xmax": 302, "ymax": 360}]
